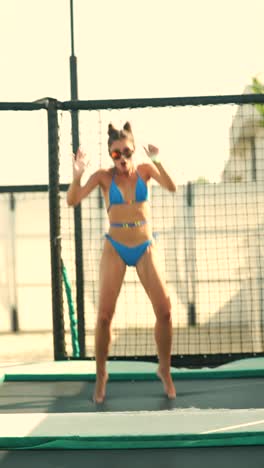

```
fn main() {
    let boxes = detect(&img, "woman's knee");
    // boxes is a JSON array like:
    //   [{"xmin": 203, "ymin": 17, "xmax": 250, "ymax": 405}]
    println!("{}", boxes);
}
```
[
  {"xmin": 154, "ymin": 296, "xmax": 172, "ymax": 323},
  {"xmin": 97, "ymin": 306, "xmax": 115, "ymax": 328}
]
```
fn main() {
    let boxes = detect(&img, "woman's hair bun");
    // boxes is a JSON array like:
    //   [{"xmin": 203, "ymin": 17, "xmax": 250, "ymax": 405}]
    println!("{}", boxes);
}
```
[
  {"xmin": 123, "ymin": 122, "xmax": 132, "ymax": 132},
  {"xmin": 108, "ymin": 123, "xmax": 120, "ymax": 141},
  {"xmin": 107, "ymin": 121, "xmax": 135, "ymax": 150},
  {"xmin": 108, "ymin": 123, "xmax": 116, "ymax": 135}
]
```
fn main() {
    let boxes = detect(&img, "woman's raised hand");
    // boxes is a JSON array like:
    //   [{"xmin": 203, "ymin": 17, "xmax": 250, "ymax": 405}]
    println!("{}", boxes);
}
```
[
  {"xmin": 143, "ymin": 144, "xmax": 159, "ymax": 158},
  {"xmin": 72, "ymin": 147, "xmax": 90, "ymax": 181}
]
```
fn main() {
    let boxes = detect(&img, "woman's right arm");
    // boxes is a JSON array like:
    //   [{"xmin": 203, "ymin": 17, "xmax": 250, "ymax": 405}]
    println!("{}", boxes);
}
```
[{"xmin": 67, "ymin": 147, "xmax": 103, "ymax": 207}]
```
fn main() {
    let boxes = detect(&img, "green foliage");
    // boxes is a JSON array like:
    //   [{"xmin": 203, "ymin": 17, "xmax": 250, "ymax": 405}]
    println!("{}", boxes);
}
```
[
  {"xmin": 252, "ymin": 77, "xmax": 264, "ymax": 125},
  {"xmin": 195, "ymin": 177, "xmax": 210, "ymax": 184}
]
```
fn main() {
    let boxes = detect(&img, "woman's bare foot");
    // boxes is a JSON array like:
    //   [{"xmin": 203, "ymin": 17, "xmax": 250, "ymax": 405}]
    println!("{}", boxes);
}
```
[
  {"xmin": 93, "ymin": 373, "xmax": 108, "ymax": 403},
  {"xmin": 157, "ymin": 368, "xmax": 176, "ymax": 399}
]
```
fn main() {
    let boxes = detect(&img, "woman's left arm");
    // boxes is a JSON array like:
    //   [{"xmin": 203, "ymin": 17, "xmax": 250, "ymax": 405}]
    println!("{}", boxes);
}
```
[{"xmin": 144, "ymin": 144, "xmax": 176, "ymax": 192}]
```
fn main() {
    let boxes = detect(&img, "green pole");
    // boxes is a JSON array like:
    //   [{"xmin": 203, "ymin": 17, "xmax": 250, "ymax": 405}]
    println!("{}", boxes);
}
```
[{"xmin": 61, "ymin": 260, "xmax": 80, "ymax": 357}]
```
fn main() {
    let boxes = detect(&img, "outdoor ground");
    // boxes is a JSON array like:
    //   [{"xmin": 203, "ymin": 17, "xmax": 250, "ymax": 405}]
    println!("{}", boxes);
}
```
[{"xmin": 0, "ymin": 332, "xmax": 54, "ymax": 362}]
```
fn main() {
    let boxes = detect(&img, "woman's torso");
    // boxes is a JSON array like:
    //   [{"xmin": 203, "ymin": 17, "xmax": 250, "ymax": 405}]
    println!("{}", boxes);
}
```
[{"xmin": 100, "ymin": 165, "xmax": 152, "ymax": 246}]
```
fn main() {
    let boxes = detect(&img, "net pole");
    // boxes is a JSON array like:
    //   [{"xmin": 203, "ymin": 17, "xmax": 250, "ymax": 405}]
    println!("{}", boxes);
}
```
[
  {"xmin": 184, "ymin": 182, "xmax": 197, "ymax": 326},
  {"xmin": 69, "ymin": 0, "xmax": 86, "ymax": 357},
  {"xmin": 47, "ymin": 99, "xmax": 66, "ymax": 360},
  {"xmin": 187, "ymin": 182, "xmax": 197, "ymax": 326},
  {"xmin": 9, "ymin": 193, "xmax": 19, "ymax": 332}
]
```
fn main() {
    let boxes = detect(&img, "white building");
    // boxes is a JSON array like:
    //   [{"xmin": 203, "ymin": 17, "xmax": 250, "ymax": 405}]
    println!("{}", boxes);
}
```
[{"xmin": 222, "ymin": 85, "xmax": 264, "ymax": 182}]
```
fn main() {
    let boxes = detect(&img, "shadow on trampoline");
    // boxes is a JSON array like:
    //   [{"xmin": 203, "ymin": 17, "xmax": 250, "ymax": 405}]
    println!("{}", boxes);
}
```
[
  {"xmin": 1, "ymin": 446, "xmax": 264, "ymax": 468},
  {"xmin": 1, "ymin": 378, "xmax": 264, "ymax": 413},
  {"xmin": 0, "ymin": 380, "xmax": 177, "ymax": 413}
]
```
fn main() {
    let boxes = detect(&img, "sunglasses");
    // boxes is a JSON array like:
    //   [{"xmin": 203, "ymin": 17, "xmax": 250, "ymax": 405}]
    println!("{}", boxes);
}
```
[{"xmin": 110, "ymin": 147, "xmax": 133, "ymax": 160}]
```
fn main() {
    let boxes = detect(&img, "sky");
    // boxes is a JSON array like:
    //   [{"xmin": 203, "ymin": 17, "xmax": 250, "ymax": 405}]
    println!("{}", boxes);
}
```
[{"xmin": 0, "ymin": 0, "xmax": 264, "ymax": 185}]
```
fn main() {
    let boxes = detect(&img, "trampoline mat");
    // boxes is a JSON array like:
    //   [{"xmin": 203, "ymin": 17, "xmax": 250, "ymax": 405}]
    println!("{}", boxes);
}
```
[
  {"xmin": 0, "ymin": 378, "xmax": 264, "ymax": 413},
  {"xmin": 1, "ymin": 446, "xmax": 264, "ymax": 468}
]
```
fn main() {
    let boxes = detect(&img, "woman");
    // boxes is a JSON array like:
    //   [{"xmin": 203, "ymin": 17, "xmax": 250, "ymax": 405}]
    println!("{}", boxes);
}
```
[{"xmin": 67, "ymin": 122, "xmax": 176, "ymax": 403}]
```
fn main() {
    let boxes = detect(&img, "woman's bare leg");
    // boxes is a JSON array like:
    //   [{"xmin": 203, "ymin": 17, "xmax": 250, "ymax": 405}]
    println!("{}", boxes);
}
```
[
  {"xmin": 94, "ymin": 240, "xmax": 126, "ymax": 403},
  {"xmin": 136, "ymin": 243, "xmax": 176, "ymax": 399}
]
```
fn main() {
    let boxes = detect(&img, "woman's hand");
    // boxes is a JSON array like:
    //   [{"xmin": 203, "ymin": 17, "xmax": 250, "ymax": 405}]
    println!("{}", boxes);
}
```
[
  {"xmin": 143, "ymin": 144, "xmax": 159, "ymax": 158},
  {"xmin": 143, "ymin": 144, "xmax": 160, "ymax": 163},
  {"xmin": 72, "ymin": 147, "xmax": 90, "ymax": 181}
]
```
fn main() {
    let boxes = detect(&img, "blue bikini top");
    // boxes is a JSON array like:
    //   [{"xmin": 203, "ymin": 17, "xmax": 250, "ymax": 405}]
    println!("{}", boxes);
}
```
[{"xmin": 107, "ymin": 170, "xmax": 148, "ymax": 212}]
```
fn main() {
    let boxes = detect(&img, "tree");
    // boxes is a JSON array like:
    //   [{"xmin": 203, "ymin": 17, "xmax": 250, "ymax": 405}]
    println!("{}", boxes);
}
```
[
  {"xmin": 195, "ymin": 177, "xmax": 210, "ymax": 184},
  {"xmin": 252, "ymin": 77, "xmax": 264, "ymax": 125}
]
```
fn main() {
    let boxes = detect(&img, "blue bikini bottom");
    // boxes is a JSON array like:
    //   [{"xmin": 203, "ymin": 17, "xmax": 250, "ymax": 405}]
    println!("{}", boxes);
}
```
[{"xmin": 105, "ymin": 234, "xmax": 152, "ymax": 267}]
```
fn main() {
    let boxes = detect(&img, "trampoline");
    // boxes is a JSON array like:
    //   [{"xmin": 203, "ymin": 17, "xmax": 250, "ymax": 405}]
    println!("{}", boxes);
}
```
[{"xmin": 0, "ymin": 359, "xmax": 264, "ymax": 467}]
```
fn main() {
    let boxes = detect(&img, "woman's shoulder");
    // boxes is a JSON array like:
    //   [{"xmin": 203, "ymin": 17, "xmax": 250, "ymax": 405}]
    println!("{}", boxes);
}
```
[
  {"xmin": 95, "ymin": 167, "xmax": 114, "ymax": 190},
  {"xmin": 96, "ymin": 167, "xmax": 114, "ymax": 178},
  {"xmin": 136, "ymin": 163, "xmax": 152, "ymax": 181}
]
